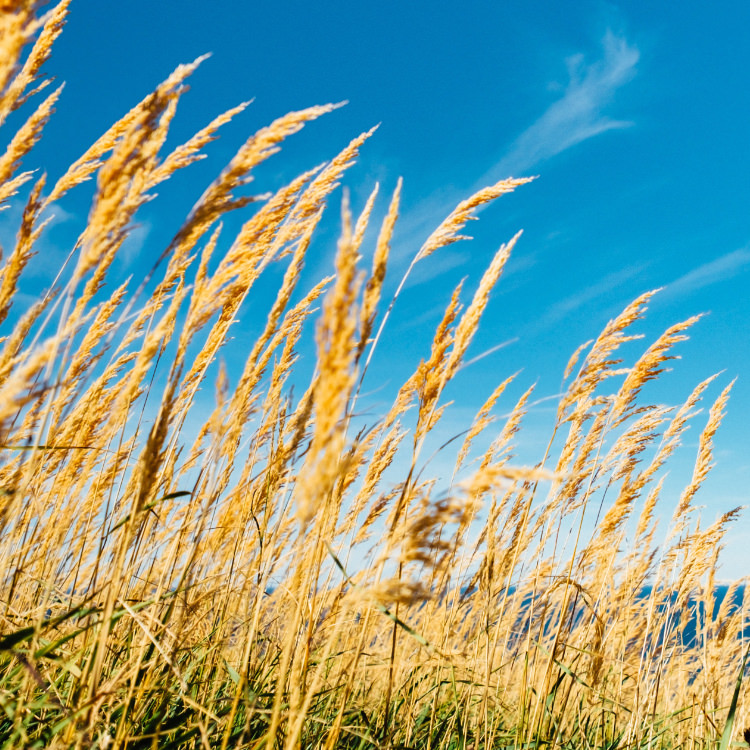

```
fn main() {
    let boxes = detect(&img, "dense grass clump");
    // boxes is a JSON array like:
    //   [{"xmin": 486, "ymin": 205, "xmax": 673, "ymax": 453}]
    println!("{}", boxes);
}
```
[{"xmin": 0, "ymin": 4, "xmax": 747, "ymax": 748}]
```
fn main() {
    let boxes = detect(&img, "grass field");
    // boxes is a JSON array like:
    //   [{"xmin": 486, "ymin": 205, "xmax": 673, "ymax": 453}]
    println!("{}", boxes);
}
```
[{"xmin": 0, "ymin": 4, "xmax": 748, "ymax": 748}]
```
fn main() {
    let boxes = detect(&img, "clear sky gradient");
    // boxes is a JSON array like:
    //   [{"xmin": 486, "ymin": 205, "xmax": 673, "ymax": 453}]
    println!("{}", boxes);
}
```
[{"xmin": 4, "ymin": 1, "xmax": 749, "ymax": 576}]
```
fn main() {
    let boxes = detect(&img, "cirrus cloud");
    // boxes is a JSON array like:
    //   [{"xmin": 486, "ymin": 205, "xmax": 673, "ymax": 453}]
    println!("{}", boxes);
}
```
[{"xmin": 493, "ymin": 30, "xmax": 640, "ymax": 178}]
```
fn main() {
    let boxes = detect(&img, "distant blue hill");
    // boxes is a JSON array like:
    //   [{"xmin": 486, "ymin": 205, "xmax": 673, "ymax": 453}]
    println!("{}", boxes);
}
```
[{"xmin": 455, "ymin": 582, "xmax": 748, "ymax": 648}]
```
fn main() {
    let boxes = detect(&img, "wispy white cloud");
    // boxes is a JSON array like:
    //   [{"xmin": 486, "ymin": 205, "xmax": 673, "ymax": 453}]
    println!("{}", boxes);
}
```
[
  {"xmin": 406, "ymin": 246, "xmax": 470, "ymax": 288},
  {"xmin": 458, "ymin": 337, "xmax": 519, "ymax": 372},
  {"xmin": 116, "ymin": 220, "xmax": 152, "ymax": 267},
  {"xmin": 664, "ymin": 248, "xmax": 750, "ymax": 298},
  {"xmin": 493, "ymin": 30, "xmax": 640, "ymax": 177},
  {"xmin": 530, "ymin": 263, "xmax": 645, "ymax": 332},
  {"xmin": 385, "ymin": 29, "xmax": 640, "ymax": 305},
  {"xmin": 0, "ymin": 200, "xmax": 76, "ymax": 282}
]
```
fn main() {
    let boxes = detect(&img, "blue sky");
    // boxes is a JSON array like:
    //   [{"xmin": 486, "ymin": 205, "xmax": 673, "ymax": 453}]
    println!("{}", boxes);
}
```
[{"xmin": 6, "ymin": 1, "xmax": 750, "ymax": 576}]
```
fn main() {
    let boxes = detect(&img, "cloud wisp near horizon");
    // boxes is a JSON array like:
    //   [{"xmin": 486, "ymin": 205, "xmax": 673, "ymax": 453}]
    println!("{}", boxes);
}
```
[{"xmin": 662, "ymin": 247, "xmax": 750, "ymax": 300}]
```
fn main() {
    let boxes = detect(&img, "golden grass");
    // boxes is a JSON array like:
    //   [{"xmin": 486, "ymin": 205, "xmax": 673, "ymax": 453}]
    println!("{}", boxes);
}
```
[{"xmin": 0, "ymin": 4, "xmax": 747, "ymax": 749}]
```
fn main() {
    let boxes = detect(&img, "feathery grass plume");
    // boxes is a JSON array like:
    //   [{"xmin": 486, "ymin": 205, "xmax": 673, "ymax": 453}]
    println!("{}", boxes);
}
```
[
  {"xmin": 0, "ymin": 173, "xmax": 45, "ymax": 327},
  {"xmin": 222, "ymin": 213, "xmax": 321, "ymax": 414},
  {"xmin": 71, "ymin": 63, "xmax": 201, "ymax": 285},
  {"xmin": 462, "ymin": 463, "xmax": 560, "ymax": 498},
  {"xmin": 49, "ymin": 280, "xmax": 129, "ymax": 416},
  {"xmin": 185, "ymin": 274, "xmax": 330, "ymax": 498},
  {"xmin": 598, "ymin": 406, "xmax": 672, "ymax": 484},
  {"xmin": 633, "ymin": 475, "xmax": 665, "ymax": 549},
  {"xmin": 0, "ymin": 0, "xmax": 70, "ymax": 126},
  {"xmin": 0, "ymin": 83, "xmax": 61, "ymax": 206},
  {"xmin": 199, "ymin": 268, "xmax": 331, "ymax": 515},
  {"xmin": 480, "ymin": 382, "xmax": 535, "ymax": 470},
  {"xmin": 0, "ymin": 1, "xmax": 37, "ymax": 122},
  {"xmin": 0, "ymin": 337, "xmax": 54, "ymax": 428},
  {"xmin": 349, "ymin": 423, "xmax": 406, "ymax": 543},
  {"xmin": 666, "ymin": 509, "xmax": 742, "ymax": 618},
  {"xmin": 0, "ymin": 1, "xmax": 68, "ymax": 121},
  {"xmin": 191, "ymin": 219, "xmax": 318, "ymax": 479},
  {"xmin": 148, "ymin": 100, "xmax": 250, "ymax": 189},
  {"xmin": 98, "ymin": 291, "xmax": 185, "ymax": 494},
  {"xmin": 558, "ymin": 290, "xmax": 658, "ymax": 421},
  {"xmin": 295, "ymin": 195, "xmax": 362, "ymax": 524},
  {"xmin": 0, "ymin": 334, "xmax": 57, "ymax": 535},
  {"xmin": 0, "ymin": 295, "xmax": 44, "ymax": 386},
  {"xmin": 578, "ymin": 414, "xmax": 673, "ymax": 572},
  {"xmin": 168, "ymin": 176, "xmax": 315, "ymax": 419},
  {"xmin": 45, "ymin": 95, "xmax": 176, "ymax": 209},
  {"xmin": 443, "ymin": 231, "xmax": 520, "ymax": 385},
  {"xmin": 550, "ymin": 400, "xmax": 612, "ymax": 519},
  {"xmin": 167, "ymin": 103, "xmax": 342, "ymax": 264},
  {"xmin": 669, "ymin": 378, "xmax": 735, "ymax": 536},
  {"xmin": 163, "ymin": 129, "xmax": 369, "ymax": 444},
  {"xmin": 399, "ymin": 491, "xmax": 476, "ymax": 570},
  {"xmin": 563, "ymin": 338, "xmax": 594, "ymax": 381},
  {"xmin": 183, "ymin": 224, "xmax": 222, "ymax": 333},
  {"xmin": 453, "ymin": 372, "xmax": 518, "ymax": 476},
  {"xmin": 360, "ymin": 178, "xmax": 532, "ymax": 391},
  {"xmin": 634, "ymin": 374, "xmax": 721, "ymax": 493},
  {"xmin": 611, "ymin": 314, "xmax": 703, "ymax": 426},
  {"xmin": 352, "ymin": 181, "xmax": 380, "ymax": 250},
  {"xmin": 200, "ymin": 165, "xmax": 321, "ymax": 306},
  {"xmin": 275, "ymin": 126, "xmax": 376, "ymax": 251},
  {"xmin": 416, "ymin": 177, "xmax": 532, "ymax": 261},
  {"xmin": 356, "ymin": 178, "xmax": 401, "ymax": 361}
]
